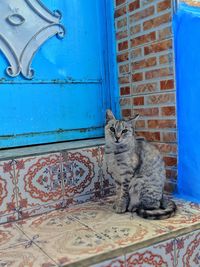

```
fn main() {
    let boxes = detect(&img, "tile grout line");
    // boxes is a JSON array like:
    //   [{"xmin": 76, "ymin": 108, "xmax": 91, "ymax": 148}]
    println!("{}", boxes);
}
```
[{"xmin": 15, "ymin": 222, "xmax": 60, "ymax": 267}]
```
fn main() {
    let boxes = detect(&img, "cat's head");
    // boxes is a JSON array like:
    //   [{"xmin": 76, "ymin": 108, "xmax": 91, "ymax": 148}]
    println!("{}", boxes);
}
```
[{"xmin": 105, "ymin": 109, "xmax": 139, "ymax": 145}]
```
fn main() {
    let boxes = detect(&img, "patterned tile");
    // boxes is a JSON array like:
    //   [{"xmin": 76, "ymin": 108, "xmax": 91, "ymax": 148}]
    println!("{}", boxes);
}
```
[
  {"xmin": 99, "ymin": 146, "xmax": 116, "ymax": 197},
  {"xmin": 61, "ymin": 147, "xmax": 102, "ymax": 200},
  {"xmin": 91, "ymin": 256, "xmax": 125, "ymax": 267},
  {"xmin": 149, "ymin": 198, "xmax": 200, "ymax": 232},
  {"xmin": 14, "ymin": 153, "xmax": 64, "ymax": 219},
  {"xmin": 0, "ymin": 222, "xmax": 56, "ymax": 266},
  {"xmin": 126, "ymin": 239, "xmax": 175, "ymax": 267},
  {"xmin": 67, "ymin": 201, "xmax": 170, "ymax": 248},
  {"xmin": 16, "ymin": 209, "xmax": 115, "ymax": 266},
  {"xmin": 0, "ymin": 160, "xmax": 18, "ymax": 223},
  {"xmin": 175, "ymin": 230, "xmax": 200, "ymax": 267}
]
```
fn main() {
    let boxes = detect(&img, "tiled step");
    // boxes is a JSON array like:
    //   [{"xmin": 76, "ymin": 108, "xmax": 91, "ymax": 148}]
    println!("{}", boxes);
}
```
[
  {"xmin": 0, "ymin": 196, "xmax": 200, "ymax": 267},
  {"xmin": 0, "ymin": 141, "xmax": 115, "ymax": 224}
]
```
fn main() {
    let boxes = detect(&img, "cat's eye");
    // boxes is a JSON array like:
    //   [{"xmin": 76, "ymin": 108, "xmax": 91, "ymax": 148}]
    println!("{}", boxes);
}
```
[
  {"xmin": 110, "ymin": 127, "xmax": 115, "ymax": 132},
  {"xmin": 122, "ymin": 129, "xmax": 128, "ymax": 134}
]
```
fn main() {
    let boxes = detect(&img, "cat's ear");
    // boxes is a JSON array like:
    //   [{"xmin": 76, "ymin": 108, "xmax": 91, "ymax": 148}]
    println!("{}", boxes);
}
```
[
  {"xmin": 106, "ymin": 109, "xmax": 115, "ymax": 124},
  {"xmin": 126, "ymin": 114, "xmax": 140, "ymax": 126}
]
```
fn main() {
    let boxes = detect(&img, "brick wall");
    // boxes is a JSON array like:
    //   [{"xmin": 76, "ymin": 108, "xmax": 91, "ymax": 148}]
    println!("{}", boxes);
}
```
[{"xmin": 114, "ymin": 0, "xmax": 177, "ymax": 192}]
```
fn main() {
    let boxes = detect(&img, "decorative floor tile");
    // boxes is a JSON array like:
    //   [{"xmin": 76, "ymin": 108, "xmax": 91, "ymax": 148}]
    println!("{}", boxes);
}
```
[
  {"xmin": 61, "ymin": 147, "xmax": 102, "ymax": 199},
  {"xmin": 175, "ymin": 230, "xmax": 200, "ymax": 267},
  {"xmin": 0, "ymin": 160, "xmax": 18, "ymax": 223},
  {"xmin": 14, "ymin": 153, "xmax": 63, "ymax": 219},
  {"xmin": 16, "ymin": 209, "xmax": 116, "ymax": 266},
  {"xmin": 126, "ymin": 239, "xmax": 175, "ymax": 267},
  {"xmin": 91, "ymin": 256, "xmax": 125, "ymax": 267},
  {"xmin": 67, "ymin": 201, "xmax": 170, "ymax": 248},
  {"xmin": 0, "ymin": 222, "xmax": 57, "ymax": 267},
  {"xmin": 0, "ymin": 197, "xmax": 200, "ymax": 267},
  {"xmin": 148, "ymin": 198, "xmax": 200, "ymax": 232}
]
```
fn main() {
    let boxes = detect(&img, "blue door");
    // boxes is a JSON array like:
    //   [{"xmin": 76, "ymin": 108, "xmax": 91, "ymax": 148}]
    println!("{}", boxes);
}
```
[{"xmin": 0, "ymin": 0, "xmax": 116, "ymax": 148}]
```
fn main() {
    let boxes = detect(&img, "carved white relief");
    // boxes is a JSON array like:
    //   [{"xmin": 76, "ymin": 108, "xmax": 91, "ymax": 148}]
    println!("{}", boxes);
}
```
[{"xmin": 0, "ymin": 0, "xmax": 65, "ymax": 79}]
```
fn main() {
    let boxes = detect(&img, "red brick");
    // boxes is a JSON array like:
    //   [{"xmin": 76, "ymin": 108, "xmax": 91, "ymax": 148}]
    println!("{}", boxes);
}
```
[
  {"xmin": 130, "ymin": 24, "xmax": 141, "ymax": 35},
  {"xmin": 130, "ymin": 6, "xmax": 154, "ymax": 22},
  {"xmin": 143, "ymin": 13, "xmax": 171, "ymax": 30},
  {"xmin": 116, "ymin": 30, "xmax": 128, "ymax": 40},
  {"xmin": 119, "ymin": 64, "xmax": 129, "ymax": 74},
  {"xmin": 136, "ymin": 120, "xmax": 145, "ymax": 128},
  {"xmin": 136, "ymin": 131, "xmax": 161, "ymax": 141},
  {"xmin": 129, "ymin": 0, "xmax": 140, "ymax": 11},
  {"xmin": 144, "ymin": 40, "xmax": 172, "ymax": 55},
  {"xmin": 132, "ymin": 57, "xmax": 157, "ymax": 70},
  {"xmin": 145, "ymin": 67, "xmax": 173, "ymax": 80},
  {"xmin": 120, "ymin": 97, "xmax": 131, "ymax": 106},
  {"xmin": 158, "ymin": 26, "xmax": 172, "ymax": 40},
  {"xmin": 132, "ymin": 72, "xmax": 143, "ymax": 82},
  {"xmin": 131, "ymin": 31, "xmax": 156, "ymax": 47},
  {"xmin": 118, "ymin": 40, "xmax": 128, "ymax": 51},
  {"xmin": 159, "ymin": 53, "xmax": 173, "ymax": 64},
  {"xmin": 115, "ymin": 6, "xmax": 127, "ymax": 18},
  {"xmin": 155, "ymin": 143, "xmax": 177, "ymax": 154},
  {"xmin": 164, "ymin": 156, "xmax": 177, "ymax": 167},
  {"xmin": 162, "ymin": 132, "xmax": 177, "ymax": 142},
  {"xmin": 147, "ymin": 93, "xmax": 175, "ymax": 105},
  {"xmin": 142, "ymin": 0, "xmax": 154, "ymax": 6},
  {"xmin": 161, "ymin": 106, "xmax": 176, "ymax": 116},
  {"xmin": 119, "ymin": 76, "xmax": 130, "ymax": 84},
  {"xmin": 166, "ymin": 169, "xmax": 177, "ymax": 180},
  {"xmin": 120, "ymin": 86, "xmax": 131, "ymax": 95},
  {"xmin": 117, "ymin": 17, "xmax": 127, "ymax": 29},
  {"xmin": 164, "ymin": 181, "xmax": 177, "ymax": 193},
  {"xmin": 130, "ymin": 48, "xmax": 142, "ymax": 59},
  {"xmin": 148, "ymin": 119, "xmax": 176, "ymax": 129},
  {"xmin": 122, "ymin": 109, "xmax": 132, "ymax": 117},
  {"xmin": 160, "ymin": 79, "xmax": 174, "ymax": 90},
  {"xmin": 116, "ymin": 0, "xmax": 126, "ymax": 6},
  {"xmin": 132, "ymin": 82, "xmax": 157, "ymax": 94},
  {"xmin": 133, "ymin": 107, "xmax": 159, "ymax": 116},
  {"xmin": 117, "ymin": 52, "xmax": 129, "ymax": 63},
  {"xmin": 157, "ymin": 0, "xmax": 171, "ymax": 12},
  {"xmin": 133, "ymin": 96, "xmax": 144, "ymax": 106}
]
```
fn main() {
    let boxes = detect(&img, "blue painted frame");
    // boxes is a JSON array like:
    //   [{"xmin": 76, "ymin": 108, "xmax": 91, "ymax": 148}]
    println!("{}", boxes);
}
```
[{"xmin": 104, "ymin": 0, "xmax": 120, "ymax": 119}]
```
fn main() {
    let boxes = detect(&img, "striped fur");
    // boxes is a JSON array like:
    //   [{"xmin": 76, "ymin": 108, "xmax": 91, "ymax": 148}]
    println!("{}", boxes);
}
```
[{"xmin": 105, "ymin": 109, "xmax": 176, "ymax": 219}]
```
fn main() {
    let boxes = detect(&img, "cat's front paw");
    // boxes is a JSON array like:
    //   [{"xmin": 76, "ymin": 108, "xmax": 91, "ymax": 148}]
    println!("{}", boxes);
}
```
[{"xmin": 113, "ymin": 200, "xmax": 127, "ymax": 214}]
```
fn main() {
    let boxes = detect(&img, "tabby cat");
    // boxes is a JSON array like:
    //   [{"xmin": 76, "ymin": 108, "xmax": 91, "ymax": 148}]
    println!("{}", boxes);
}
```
[{"xmin": 105, "ymin": 109, "xmax": 176, "ymax": 220}]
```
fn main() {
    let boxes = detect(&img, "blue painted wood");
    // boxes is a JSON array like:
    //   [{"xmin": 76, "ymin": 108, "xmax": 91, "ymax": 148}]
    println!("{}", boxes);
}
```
[{"xmin": 0, "ymin": 0, "xmax": 117, "ymax": 148}]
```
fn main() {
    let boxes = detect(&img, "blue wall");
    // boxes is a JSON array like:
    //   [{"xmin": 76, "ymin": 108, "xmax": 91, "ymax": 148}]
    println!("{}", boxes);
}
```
[{"xmin": 174, "ymin": 3, "xmax": 200, "ymax": 201}]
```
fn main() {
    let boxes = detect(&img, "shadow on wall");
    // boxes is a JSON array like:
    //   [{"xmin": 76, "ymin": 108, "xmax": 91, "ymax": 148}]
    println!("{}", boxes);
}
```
[{"xmin": 174, "ymin": 1, "xmax": 200, "ymax": 202}]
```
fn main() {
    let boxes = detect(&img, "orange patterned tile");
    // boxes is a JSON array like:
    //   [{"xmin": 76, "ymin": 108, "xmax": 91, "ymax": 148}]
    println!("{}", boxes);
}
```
[
  {"xmin": 16, "ymin": 208, "xmax": 116, "ymax": 266},
  {"xmin": 14, "ymin": 153, "xmax": 64, "ymax": 219},
  {"xmin": 0, "ymin": 160, "xmax": 18, "ymax": 223},
  {"xmin": 175, "ymin": 229, "xmax": 200, "ymax": 267},
  {"xmin": 126, "ymin": 239, "xmax": 175, "ymax": 267}
]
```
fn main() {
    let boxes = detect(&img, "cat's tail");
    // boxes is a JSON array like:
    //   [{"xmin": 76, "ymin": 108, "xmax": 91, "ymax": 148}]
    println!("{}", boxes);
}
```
[{"xmin": 136, "ymin": 198, "xmax": 177, "ymax": 220}]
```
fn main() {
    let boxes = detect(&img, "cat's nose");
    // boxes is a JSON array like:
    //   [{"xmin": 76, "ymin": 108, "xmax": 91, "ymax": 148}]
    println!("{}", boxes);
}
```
[{"xmin": 115, "ymin": 136, "xmax": 120, "ymax": 142}]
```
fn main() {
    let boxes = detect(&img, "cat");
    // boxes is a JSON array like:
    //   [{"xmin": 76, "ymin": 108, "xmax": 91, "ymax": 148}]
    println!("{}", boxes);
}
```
[{"xmin": 105, "ymin": 109, "xmax": 176, "ymax": 220}]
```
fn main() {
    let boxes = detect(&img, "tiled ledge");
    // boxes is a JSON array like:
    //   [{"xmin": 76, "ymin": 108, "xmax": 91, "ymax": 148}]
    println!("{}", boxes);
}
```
[
  {"xmin": 0, "ymin": 142, "xmax": 114, "ymax": 224},
  {"xmin": 0, "ymin": 138, "xmax": 105, "ymax": 160},
  {"xmin": 1, "ymin": 196, "xmax": 200, "ymax": 267}
]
